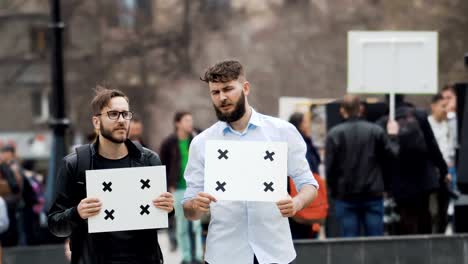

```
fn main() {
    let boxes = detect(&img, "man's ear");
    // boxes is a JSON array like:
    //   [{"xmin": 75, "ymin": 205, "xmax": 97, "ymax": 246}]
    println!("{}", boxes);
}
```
[
  {"xmin": 243, "ymin": 81, "xmax": 250, "ymax": 96},
  {"xmin": 339, "ymin": 107, "xmax": 346, "ymax": 119},
  {"xmin": 92, "ymin": 116, "xmax": 100, "ymax": 131}
]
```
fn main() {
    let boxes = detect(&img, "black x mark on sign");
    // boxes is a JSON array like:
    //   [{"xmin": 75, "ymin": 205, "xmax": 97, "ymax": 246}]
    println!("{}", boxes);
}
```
[
  {"xmin": 102, "ymin": 182, "xmax": 112, "ymax": 192},
  {"xmin": 104, "ymin": 209, "xmax": 115, "ymax": 220},
  {"xmin": 140, "ymin": 204, "xmax": 150, "ymax": 215},
  {"xmin": 264, "ymin": 151, "xmax": 275, "ymax": 161},
  {"xmin": 215, "ymin": 181, "xmax": 226, "ymax": 192},
  {"xmin": 218, "ymin": 149, "xmax": 229, "ymax": 160},
  {"xmin": 140, "ymin": 179, "xmax": 151, "ymax": 189},
  {"xmin": 264, "ymin": 182, "xmax": 274, "ymax": 192}
]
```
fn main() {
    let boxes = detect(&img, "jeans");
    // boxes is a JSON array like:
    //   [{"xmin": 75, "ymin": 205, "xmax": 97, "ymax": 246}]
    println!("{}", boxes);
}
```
[
  {"xmin": 335, "ymin": 197, "xmax": 384, "ymax": 237},
  {"xmin": 174, "ymin": 189, "xmax": 203, "ymax": 262}
]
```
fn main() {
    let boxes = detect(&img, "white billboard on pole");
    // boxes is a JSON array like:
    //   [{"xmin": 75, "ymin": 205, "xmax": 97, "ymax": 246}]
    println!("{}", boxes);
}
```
[{"xmin": 348, "ymin": 31, "xmax": 438, "ymax": 94}]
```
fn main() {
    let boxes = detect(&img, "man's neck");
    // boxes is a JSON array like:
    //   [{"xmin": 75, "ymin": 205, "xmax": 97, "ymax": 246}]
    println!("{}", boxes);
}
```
[
  {"xmin": 98, "ymin": 136, "xmax": 129, "ymax": 159},
  {"xmin": 431, "ymin": 114, "xmax": 446, "ymax": 123},
  {"xmin": 229, "ymin": 107, "xmax": 252, "ymax": 132},
  {"xmin": 177, "ymin": 130, "xmax": 189, "ymax": 140}
]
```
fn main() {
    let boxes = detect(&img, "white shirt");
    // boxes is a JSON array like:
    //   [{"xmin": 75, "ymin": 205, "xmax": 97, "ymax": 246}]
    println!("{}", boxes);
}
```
[
  {"xmin": 183, "ymin": 109, "xmax": 318, "ymax": 264},
  {"xmin": 428, "ymin": 115, "xmax": 455, "ymax": 164},
  {"xmin": 0, "ymin": 197, "xmax": 9, "ymax": 234}
]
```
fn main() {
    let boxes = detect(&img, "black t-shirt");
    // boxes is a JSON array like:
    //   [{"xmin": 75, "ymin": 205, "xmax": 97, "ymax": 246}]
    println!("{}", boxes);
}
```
[{"xmin": 90, "ymin": 154, "xmax": 159, "ymax": 263}]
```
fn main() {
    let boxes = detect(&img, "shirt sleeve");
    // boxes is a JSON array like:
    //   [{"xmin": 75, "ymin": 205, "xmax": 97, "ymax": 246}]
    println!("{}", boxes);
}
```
[
  {"xmin": 0, "ymin": 197, "xmax": 9, "ymax": 234},
  {"xmin": 182, "ymin": 136, "xmax": 205, "ymax": 204},
  {"xmin": 285, "ymin": 123, "xmax": 319, "ymax": 191}
]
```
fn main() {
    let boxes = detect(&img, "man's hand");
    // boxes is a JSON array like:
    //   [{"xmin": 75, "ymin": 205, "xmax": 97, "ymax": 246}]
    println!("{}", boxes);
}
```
[
  {"xmin": 191, "ymin": 192, "xmax": 217, "ymax": 213},
  {"xmin": 153, "ymin": 192, "xmax": 174, "ymax": 212},
  {"xmin": 445, "ymin": 173, "xmax": 452, "ymax": 184},
  {"xmin": 276, "ymin": 196, "xmax": 303, "ymax": 217},
  {"xmin": 387, "ymin": 120, "xmax": 400, "ymax": 135},
  {"xmin": 77, "ymin": 197, "xmax": 101, "ymax": 219}
]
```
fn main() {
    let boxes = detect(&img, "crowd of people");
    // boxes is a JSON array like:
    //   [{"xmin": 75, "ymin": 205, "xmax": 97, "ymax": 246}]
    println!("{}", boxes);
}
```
[{"xmin": 0, "ymin": 59, "xmax": 462, "ymax": 263}]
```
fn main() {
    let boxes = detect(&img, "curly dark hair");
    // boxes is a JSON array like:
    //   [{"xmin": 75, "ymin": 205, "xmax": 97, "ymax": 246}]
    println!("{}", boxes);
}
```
[{"xmin": 200, "ymin": 60, "xmax": 245, "ymax": 83}]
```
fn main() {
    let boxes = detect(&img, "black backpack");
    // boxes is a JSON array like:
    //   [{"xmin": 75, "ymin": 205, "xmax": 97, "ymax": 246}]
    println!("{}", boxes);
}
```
[{"xmin": 395, "ymin": 107, "xmax": 428, "ymax": 154}]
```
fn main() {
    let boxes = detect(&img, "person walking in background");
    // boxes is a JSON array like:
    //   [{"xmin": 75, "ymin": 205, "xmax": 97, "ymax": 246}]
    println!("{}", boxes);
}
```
[
  {"xmin": 0, "ymin": 196, "xmax": 9, "ymax": 264},
  {"xmin": 128, "ymin": 116, "xmax": 148, "ymax": 147},
  {"xmin": 288, "ymin": 112, "xmax": 321, "ymax": 174},
  {"xmin": 160, "ymin": 111, "xmax": 203, "ymax": 264},
  {"xmin": 288, "ymin": 112, "xmax": 326, "ymax": 239},
  {"xmin": 0, "ymin": 146, "xmax": 22, "ymax": 247},
  {"xmin": 379, "ymin": 95, "xmax": 449, "ymax": 235},
  {"xmin": 441, "ymin": 84, "xmax": 458, "ymax": 192},
  {"xmin": 326, "ymin": 95, "xmax": 400, "ymax": 237},
  {"xmin": 428, "ymin": 93, "xmax": 456, "ymax": 233}
]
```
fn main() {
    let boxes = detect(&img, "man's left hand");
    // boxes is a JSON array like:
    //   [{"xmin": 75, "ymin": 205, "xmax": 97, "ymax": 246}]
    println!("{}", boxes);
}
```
[
  {"xmin": 276, "ymin": 196, "xmax": 302, "ymax": 217},
  {"xmin": 153, "ymin": 192, "xmax": 174, "ymax": 212}
]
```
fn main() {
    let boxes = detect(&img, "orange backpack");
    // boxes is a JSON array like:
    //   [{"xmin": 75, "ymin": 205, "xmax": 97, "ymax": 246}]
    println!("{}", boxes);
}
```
[{"xmin": 289, "ymin": 173, "xmax": 329, "ymax": 224}]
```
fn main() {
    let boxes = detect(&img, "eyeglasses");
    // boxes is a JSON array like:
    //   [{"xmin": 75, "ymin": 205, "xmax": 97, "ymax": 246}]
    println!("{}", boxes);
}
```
[{"xmin": 96, "ymin": 110, "xmax": 134, "ymax": 120}]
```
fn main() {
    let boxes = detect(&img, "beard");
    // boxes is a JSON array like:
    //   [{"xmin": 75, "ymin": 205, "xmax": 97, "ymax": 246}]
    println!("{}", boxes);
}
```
[
  {"xmin": 100, "ymin": 122, "xmax": 129, "ymax": 144},
  {"xmin": 214, "ymin": 91, "xmax": 246, "ymax": 123}
]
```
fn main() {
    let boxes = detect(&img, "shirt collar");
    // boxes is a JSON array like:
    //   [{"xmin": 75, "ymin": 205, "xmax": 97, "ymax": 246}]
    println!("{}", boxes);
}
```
[{"xmin": 219, "ymin": 108, "xmax": 263, "ymax": 135}]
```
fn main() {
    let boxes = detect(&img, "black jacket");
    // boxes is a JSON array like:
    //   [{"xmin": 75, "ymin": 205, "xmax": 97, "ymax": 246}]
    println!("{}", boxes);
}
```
[
  {"xmin": 378, "ymin": 106, "xmax": 448, "ymax": 202},
  {"xmin": 325, "ymin": 117, "xmax": 399, "ymax": 200},
  {"xmin": 159, "ymin": 134, "xmax": 193, "ymax": 190},
  {"xmin": 47, "ymin": 139, "xmax": 165, "ymax": 264}
]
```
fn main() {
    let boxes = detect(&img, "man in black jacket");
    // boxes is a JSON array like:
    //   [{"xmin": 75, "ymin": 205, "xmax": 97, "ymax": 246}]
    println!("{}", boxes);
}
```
[
  {"xmin": 325, "ymin": 95, "xmax": 399, "ymax": 237},
  {"xmin": 380, "ymin": 97, "xmax": 449, "ymax": 235},
  {"xmin": 48, "ymin": 87, "xmax": 174, "ymax": 264}
]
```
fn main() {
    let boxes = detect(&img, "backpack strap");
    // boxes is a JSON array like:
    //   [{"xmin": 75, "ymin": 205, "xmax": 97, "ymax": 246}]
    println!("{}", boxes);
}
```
[{"xmin": 75, "ymin": 144, "xmax": 92, "ymax": 181}]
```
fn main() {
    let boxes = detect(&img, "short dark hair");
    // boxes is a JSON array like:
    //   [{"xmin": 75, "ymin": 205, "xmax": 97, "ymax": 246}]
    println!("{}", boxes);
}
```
[
  {"xmin": 341, "ymin": 95, "xmax": 361, "ymax": 117},
  {"xmin": 174, "ymin": 111, "xmax": 191, "ymax": 124},
  {"xmin": 432, "ymin": 92, "xmax": 445, "ymax": 104},
  {"xmin": 288, "ymin": 112, "xmax": 304, "ymax": 132},
  {"xmin": 91, "ymin": 85, "xmax": 129, "ymax": 115},
  {"xmin": 0, "ymin": 144, "xmax": 15, "ymax": 154},
  {"xmin": 441, "ymin": 83, "xmax": 455, "ymax": 94},
  {"xmin": 200, "ymin": 60, "xmax": 245, "ymax": 83},
  {"xmin": 131, "ymin": 116, "xmax": 142, "ymax": 123}
]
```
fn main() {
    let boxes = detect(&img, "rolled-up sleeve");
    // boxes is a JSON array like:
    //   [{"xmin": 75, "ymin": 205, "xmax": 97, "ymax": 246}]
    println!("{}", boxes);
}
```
[
  {"xmin": 182, "ymin": 136, "xmax": 205, "ymax": 204},
  {"xmin": 285, "ymin": 124, "xmax": 318, "ymax": 191}
]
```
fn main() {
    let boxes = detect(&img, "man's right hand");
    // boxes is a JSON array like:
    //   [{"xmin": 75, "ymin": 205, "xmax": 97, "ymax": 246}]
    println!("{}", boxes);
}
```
[
  {"xmin": 191, "ymin": 192, "xmax": 217, "ymax": 213},
  {"xmin": 77, "ymin": 197, "xmax": 102, "ymax": 219},
  {"xmin": 387, "ymin": 120, "xmax": 400, "ymax": 135}
]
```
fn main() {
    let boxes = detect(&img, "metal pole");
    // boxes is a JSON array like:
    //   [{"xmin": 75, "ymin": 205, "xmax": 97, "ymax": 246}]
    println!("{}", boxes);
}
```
[
  {"xmin": 389, "ymin": 93, "xmax": 395, "ymax": 121},
  {"xmin": 45, "ymin": 0, "xmax": 69, "ymax": 210}
]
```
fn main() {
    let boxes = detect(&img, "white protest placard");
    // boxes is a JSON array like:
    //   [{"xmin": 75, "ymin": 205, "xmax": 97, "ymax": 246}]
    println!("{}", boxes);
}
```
[
  {"xmin": 204, "ymin": 140, "xmax": 288, "ymax": 202},
  {"xmin": 86, "ymin": 166, "xmax": 168, "ymax": 233},
  {"xmin": 348, "ymin": 31, "xmax": 438, "ymax": 95}
]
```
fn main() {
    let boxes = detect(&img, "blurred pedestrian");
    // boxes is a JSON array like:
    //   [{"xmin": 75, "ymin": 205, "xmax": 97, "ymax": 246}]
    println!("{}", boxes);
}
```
[
  {"xmin": 0, "ymin": 196, "xmax": 9, "ymax": 264},
  {"xmin": 128, "ymin": 116, "xmax": 148, "ymax": 147},
  {"xmin": 288, "ymin": 112, "xmax": 326, "ymax": 239},
  {"xmin": 441, "ymin": 84, "xmax": 458, "ymax": 191},
  {"xmin": 428, "ymin": 93, "xmax": 455, "ymax": 233},
  {"xmin": 325, "ymin": 95, "xmax": 399, "ymax": 237},
  {"xmin": 183, "ymin": 60, "xmax": 318, "ymax": 264},
  {"xmin": 0, "ymin": 146, "xmax": 22, "ymax": 247},
  {"xmin": 379, "ymin": 95, "xmax": 449, "ymax": 235},
  {"xmin": 160, "ymin": 111, "xmax": 203, "ymax": 264}
]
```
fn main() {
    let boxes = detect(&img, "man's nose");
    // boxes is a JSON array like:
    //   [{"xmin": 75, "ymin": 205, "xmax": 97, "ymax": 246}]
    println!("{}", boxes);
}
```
[
  {"xmin": 117, "ymin": 113, "xmax": 126, "ymax": 122},
  {"xmin": 219, "ymin": 91, "xmax": 228, "ymax": 101}
]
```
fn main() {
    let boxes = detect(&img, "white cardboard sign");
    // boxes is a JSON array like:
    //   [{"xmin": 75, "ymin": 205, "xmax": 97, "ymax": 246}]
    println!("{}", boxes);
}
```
[
  {"xmin": 86, "ymin": 166, "xmax": 168, "ymax": 233},
  {"xmin": 348, "ymin": 31, "xmax": 438, "ymax": 94},
  {"xmin": 204, "ymin": 140, "xmax": 288, "ymax": 202}
]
